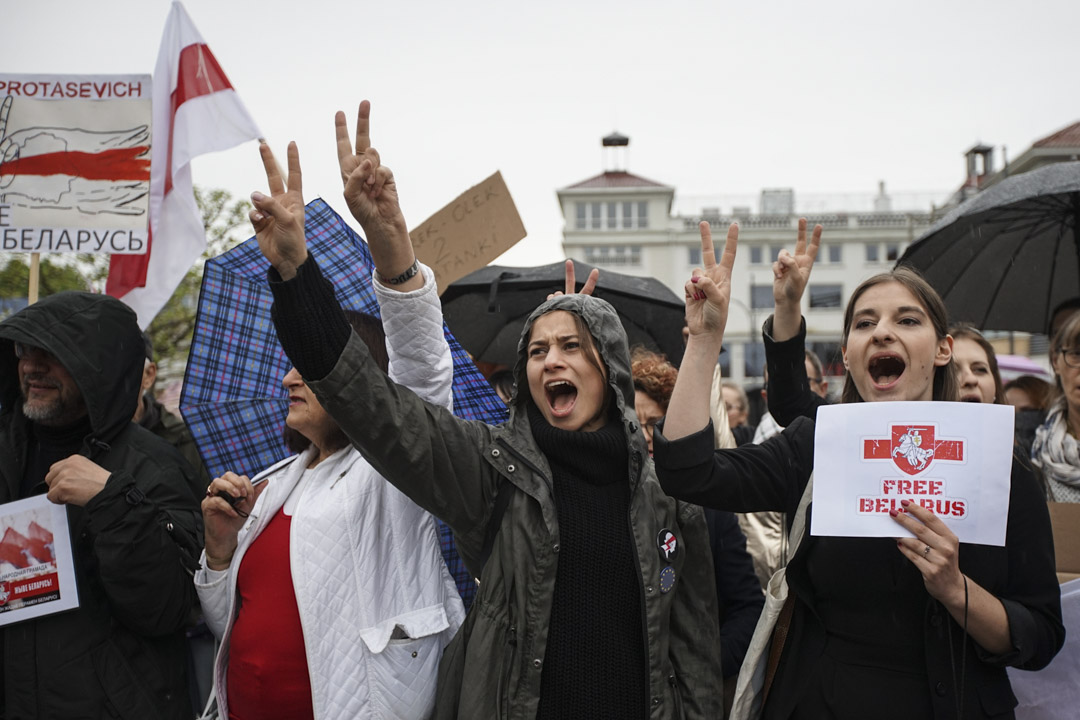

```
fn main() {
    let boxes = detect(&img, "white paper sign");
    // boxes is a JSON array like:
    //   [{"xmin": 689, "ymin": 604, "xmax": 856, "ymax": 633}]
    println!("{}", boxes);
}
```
[
  {"xmin": 0, "ymin": 494, "xmax": 79, "ymax": 626},
  {"xmin": 811, "ymin": 402, "xmax": 1014, "ymax": 546},
  {"xmin": 0, "ymin": 74, "xmax": 152, "ymax": 255}
]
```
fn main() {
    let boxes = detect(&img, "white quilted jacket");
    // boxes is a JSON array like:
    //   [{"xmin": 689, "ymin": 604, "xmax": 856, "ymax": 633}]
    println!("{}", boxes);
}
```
[{"xmin": 195, "ymin": 265, "xmax": 466, "ymax": 719}]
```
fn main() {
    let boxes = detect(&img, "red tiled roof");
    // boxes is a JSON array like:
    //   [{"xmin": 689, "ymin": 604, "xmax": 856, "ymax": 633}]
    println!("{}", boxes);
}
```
[
  {"xmin": 564, "ymin": 171, "xmax": 670, "ymax": 190},
  {"xmin": 1033, "ymin": 121, "xmax": 1080, "ymax": 148}
]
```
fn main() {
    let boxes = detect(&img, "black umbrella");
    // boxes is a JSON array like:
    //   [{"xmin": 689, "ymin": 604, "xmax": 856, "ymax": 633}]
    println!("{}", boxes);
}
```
[
  {"xmin": 441, "ymin": 260, "xmax": 686, "ymax": 366},
  {"xmin": 898, "ymin": 161, "xmax": 1080, "ymax": 334}
]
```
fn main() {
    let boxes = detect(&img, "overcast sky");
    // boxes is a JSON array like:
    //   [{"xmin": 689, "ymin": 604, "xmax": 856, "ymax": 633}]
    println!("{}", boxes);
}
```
[{"xmin": 6, "ymin": 0, "xmax": 1079, "ymax": 267}]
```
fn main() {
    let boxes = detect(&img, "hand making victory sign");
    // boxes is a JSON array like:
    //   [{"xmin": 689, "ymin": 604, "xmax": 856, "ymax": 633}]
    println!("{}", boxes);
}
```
[
  {"xmin": 546, "ymin": 260, "xmax": 600, "ymax": 300},
  {"xmin": 663, "ymin": 221, "xmax": 738, "ymax": 441},
  {"xmin": 335, "ymin": 100, "xmax": 422, "ymax": 291},
  {"xmin": 250, "ymin": 141, "xmax": 308, "ymax": 280},
  {"xmin": 685, "ymin": 221, "xmax": 739, "ymax": 342},
  {"xmin": 771, "ymin": 217, "xmax": 823, "ymax": 342}
]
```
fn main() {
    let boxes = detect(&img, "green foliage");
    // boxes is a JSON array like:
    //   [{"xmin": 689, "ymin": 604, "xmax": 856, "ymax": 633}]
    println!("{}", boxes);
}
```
[{"xmin": 0, "ymin": 256, "xmax": 95, "ymax": 300}]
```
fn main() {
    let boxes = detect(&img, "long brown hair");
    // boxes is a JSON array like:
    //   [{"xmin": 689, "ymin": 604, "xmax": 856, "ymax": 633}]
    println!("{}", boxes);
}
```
[{"xmin": 840, "ymin": 266, "xmax": 958, "ymax": 404}]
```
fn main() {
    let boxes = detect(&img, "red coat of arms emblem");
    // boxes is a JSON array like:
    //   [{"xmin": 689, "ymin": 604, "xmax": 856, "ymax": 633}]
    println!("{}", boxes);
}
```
[{"xmin": 863, "ymin": 424, "xmax": 964, "ymax": 476}]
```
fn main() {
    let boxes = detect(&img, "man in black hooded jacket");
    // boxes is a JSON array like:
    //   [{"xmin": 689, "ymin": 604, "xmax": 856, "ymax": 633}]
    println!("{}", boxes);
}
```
[{"xmin": 0, "ymin": 291, "xmax": 202, "ymax": 719}]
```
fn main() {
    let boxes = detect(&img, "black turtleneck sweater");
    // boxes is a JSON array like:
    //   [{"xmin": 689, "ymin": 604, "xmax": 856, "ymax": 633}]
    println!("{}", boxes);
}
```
[
  {"xmin": 23, "ymin": 415, "xmax": 92, "ymax": 498},
  {"xmin": 529, "ymin": 404, "xmax": 648, "ymax": 720}
]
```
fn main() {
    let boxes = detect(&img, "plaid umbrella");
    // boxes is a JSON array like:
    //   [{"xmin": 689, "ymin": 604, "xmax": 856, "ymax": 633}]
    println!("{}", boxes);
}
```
[{"xmin": 180, "ymin": 198, "xmax": 508, "ymax": 607}]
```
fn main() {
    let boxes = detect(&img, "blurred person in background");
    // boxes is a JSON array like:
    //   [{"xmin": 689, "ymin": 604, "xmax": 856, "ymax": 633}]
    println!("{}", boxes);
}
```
[
  {"xmin": 1033, "ymin": 312, "xmax": 1080, "ymax": 503},
  {"xmin": 721, "ymin": 380, "xmax": 755, "ymax": 446}
]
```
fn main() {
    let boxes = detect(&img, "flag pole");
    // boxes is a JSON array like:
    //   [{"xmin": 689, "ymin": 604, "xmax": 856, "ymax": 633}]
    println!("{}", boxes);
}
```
[{"xmin": 27, "ymin": 252, "xmax": 40, "ymax": 305}]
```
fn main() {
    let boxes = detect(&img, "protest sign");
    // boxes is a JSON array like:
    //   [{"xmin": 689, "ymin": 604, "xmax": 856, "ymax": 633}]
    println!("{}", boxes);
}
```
[
  {"xmin": 410, "ymin": 171, "xmax": 526, "ymax": 292},
  {"xmin": 811, "ymin": 401, "xmax": 1014, "ymax": 546},
  {"xmin": 0, "ymin": 494, "xmax": 79, "ymax": 626},
  {"xmin": 0, "ymin": 74, "xmax": 151, "ymax": 256}
]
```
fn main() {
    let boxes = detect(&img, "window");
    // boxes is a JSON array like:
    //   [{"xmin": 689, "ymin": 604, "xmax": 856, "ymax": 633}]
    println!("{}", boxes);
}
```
[
  {"xmin": 750, "ymin": 246, "xmax": 763, "ymax": 265},
  {"xmin": 808, "ymin": 284, "xmax": 842, "ymax": 308},
  {"xmin": 770, "ymin": 245, "xmax": 783, "ymax": 262},
  {"xmin": 751, "ymin": 285, "xmax": 774, "ymax": 310},
  {"xmin": 865, "ymin": 243, "xmax": 880, "ymax": 262},
  {"xmin": 575, "ymin": 203, "xmax": 586, "ymax": 230},
  {"xmin": 606, "ymin": 202, "xmax": 617, "ymax": 229},
  {"xmin": 590, "ymin": 202, "xmax": 601, "ymax": 230},
  {"xmin": 637, "ymin": 201, "xmax": 648, "ymax": 229},
  {"xmin": 584, "ymin": 246, "xmax": 642, "ymax": 267},
  {"xmin": 828, "ymin": 244, "xmax": 842, "ymax": 263},
  {"xmin": 885, "ymin": 243, "xmax": 900, "ymax": 261},
  {"xmin": 623, "ymin": 202, "xmax": 633, "ymax": 229}
]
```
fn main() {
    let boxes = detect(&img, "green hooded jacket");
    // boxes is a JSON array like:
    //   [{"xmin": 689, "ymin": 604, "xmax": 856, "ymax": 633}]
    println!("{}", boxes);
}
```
[
  {"xmin": 0, "ymin": 292, "xmax": 202, "ymax": 719},
  {"xmin": 305, "ymin": 292, "xmax": 723, "ymax": 720}
]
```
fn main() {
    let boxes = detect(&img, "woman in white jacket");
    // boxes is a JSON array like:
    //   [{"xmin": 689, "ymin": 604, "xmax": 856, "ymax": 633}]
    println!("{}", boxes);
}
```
[{"xmin": 195, "ymin": 102, "xmax": 465, "ymax": 720}]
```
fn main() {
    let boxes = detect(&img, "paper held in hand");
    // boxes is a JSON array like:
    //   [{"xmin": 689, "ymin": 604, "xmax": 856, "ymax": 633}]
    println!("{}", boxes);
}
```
[
  {"xmin": 0, "ymin": 494, "xmax": 79, "ymax": 626},
  {"xmin": 811, "ymin": 402, "xmax": 1014, "ymax": 546}
]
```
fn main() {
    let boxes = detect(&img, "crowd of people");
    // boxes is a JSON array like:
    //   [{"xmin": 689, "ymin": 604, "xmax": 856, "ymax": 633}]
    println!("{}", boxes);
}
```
[{"xmin": 0, "ymin": 99, "xmax": 1070, "ymax": 719}]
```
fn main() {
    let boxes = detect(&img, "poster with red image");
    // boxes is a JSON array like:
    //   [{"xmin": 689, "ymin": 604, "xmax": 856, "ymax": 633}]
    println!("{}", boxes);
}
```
[{"xmin": 0, "ymin": 495, "xmax": 78, "ymax": 626}]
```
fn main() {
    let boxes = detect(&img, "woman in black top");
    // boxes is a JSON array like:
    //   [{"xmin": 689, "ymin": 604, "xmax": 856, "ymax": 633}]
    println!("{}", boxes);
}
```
[{"xmin": 655, "ymin": 220, "xmax": 1063, "ymax": 719}]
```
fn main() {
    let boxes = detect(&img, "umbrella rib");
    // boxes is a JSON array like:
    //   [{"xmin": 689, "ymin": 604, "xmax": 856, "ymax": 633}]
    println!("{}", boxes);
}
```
[
  {"xmin": 977, "ymin": 211, "xmax": 1054, "ymax": 330},
  {"xmin": 1043, "ymin": 219, "xmax": 1069, "ymax": 333}
]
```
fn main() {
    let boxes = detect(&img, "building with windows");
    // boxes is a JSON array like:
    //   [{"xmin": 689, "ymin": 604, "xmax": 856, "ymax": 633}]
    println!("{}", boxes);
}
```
[{"xmin": 557, "ymin": 136, "xmax": 934, "ymax": 385}]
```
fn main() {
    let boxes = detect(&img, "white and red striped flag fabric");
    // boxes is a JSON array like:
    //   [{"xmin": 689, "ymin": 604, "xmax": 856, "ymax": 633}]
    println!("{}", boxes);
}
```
[{"xmin": 107, "ymin": 1, "xmax": 260, "ymax": 328}]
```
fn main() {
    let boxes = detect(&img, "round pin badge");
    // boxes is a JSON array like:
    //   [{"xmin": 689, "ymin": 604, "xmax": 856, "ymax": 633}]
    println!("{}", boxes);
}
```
[
  {"xmin": 656, "ymin": 528, "xmax": 678, "ymax": 562},
  {"xmin": 659, "ymin": 566, "xmax": 676, "ymax": 593}
]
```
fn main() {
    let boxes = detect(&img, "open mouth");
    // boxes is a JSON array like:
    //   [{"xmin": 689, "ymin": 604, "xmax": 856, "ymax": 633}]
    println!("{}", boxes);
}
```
[
  {"xmin": 960, "ymin": 393, "xmax": 982, "ymax": 403},
  {"xmin": 545, "ymin": 380, "xmax": 578, "ymax": 418},
  {"xmin": 868, "ymin": 354, "xmax": 905, "ymax": 388}
]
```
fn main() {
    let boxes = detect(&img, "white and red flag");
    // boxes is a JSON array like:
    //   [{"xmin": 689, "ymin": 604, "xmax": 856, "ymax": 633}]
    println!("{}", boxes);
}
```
[{"xmin": 107, "ymin": 1, "xmax": 260, "ymax": 328}]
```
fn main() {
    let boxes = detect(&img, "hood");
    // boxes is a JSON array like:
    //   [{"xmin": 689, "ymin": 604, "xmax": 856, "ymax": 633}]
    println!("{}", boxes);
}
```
[
  {"xmin": 0, "ymin": 292, "xmax": 144, "ymax": 444},
  {"xmin": 511, "ymin": 294, "xmax": 636, "ymax": 423}
]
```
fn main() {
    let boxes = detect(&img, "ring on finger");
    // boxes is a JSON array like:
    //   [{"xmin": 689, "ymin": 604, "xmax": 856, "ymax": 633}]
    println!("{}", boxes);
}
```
[
  {"xmin": 205, "ymin": 484, "xmax": 214, "ymax": 498},
  {"xmin": 922, "ymin": 544, "xmax": 931, "ymax": 557}
]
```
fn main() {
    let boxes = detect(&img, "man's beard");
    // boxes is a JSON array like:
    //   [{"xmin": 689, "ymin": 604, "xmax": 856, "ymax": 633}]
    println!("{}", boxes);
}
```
[{"xmin": 20, "ymin": 375, "xmax": 87, "ymax": 426}]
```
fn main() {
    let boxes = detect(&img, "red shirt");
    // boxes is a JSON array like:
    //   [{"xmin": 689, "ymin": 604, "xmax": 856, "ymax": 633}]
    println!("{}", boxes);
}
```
[{"xmin": 227, "ymin": 508, "xmax": 314, "ymax": 720}]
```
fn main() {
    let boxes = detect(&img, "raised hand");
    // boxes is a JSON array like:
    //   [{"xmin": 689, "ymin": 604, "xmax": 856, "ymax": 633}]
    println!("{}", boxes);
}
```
[
  {"xmin": 684, "ymin": 221, "xmax": 739, "ymax": 344},
  {"xmin": 335, "ymin": 101, "xmax": 418, "ymax": 289},
  {"xmin": 250, "ymin": 142, "xmax": 308, "ymax": 280},
  {"xmin": 546, "ymin": 260, "xmax": 600, "ymax": 300},
  {"xmin": 772, "ymin": 217, "xmax": 823, "ymax": 308}
]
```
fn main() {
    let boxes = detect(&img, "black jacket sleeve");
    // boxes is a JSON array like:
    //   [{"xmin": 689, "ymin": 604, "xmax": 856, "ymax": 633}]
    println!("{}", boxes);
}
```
[
  {"xmin": 704, "ymin": 508, "xmax": 765, "ymax": 677},
  {"xmin": 763, "ymin": 315, "xmax": 828, "ymax": 427},
  {"xmin": 268, "ymin": 255, "xmax": 352, "ymax": 382},
  {"xmin": 652, "ymin": 416, "xmax": 816, "ymax": 517}
]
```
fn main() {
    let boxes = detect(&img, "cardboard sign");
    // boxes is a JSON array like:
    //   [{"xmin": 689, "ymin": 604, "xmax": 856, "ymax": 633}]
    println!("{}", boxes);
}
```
[
  {"xmin": 0, "ymin": 74, "xmax": 151, "ymax": 255},
  {"xmin": 0, "ymin": 494, "xmax": 79, "ymax": 626},
  {"xmin": 810, "ymin": 402, "xmax": 1014, "ymax": 546},
  {"xmin": 410, "ymin": 171, "xmax": 526, "ymax": 292},
  {"xmin": 1049, "ymin": 503, "xmax": 1080, "ymax": 583}
]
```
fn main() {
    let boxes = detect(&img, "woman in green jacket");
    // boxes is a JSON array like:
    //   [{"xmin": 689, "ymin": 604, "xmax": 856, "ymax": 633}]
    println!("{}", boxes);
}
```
[{"xmin": 246, "ymin": 102, "xmax": 723, "ymax": 720}]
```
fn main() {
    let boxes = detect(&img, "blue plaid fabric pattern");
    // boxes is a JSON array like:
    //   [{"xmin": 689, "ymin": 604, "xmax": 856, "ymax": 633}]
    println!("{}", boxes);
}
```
[{"xmin": 181, "ymin": 198, "xmax": 506, "ymax": 606}]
